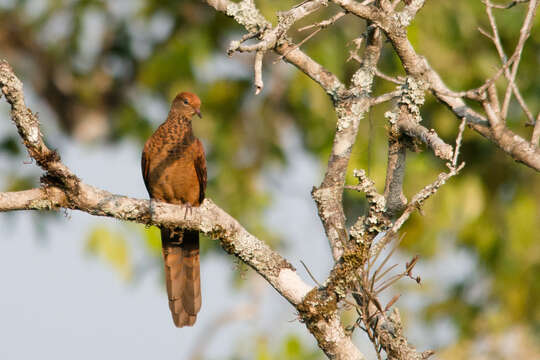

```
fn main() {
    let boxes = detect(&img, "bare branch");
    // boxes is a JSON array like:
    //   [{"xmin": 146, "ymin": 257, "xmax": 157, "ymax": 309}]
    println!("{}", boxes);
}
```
[
  {"xmin": 383, "ymin": 77, "xmax": 454, "ymax": 161},
  {"xmin": 275, "ymin": 40, "xmax": 347, "ymax": 98},
  {"xmin": 0, "ymin": 187, "xmax": 65, "ymax": 211},
  {"xmin": 501, "ymin": 0, "xmax": 538, "ymax": 119},
  {"xmin": 334, "ymin": 0, "xmax": 540, "ymax": 171},
  {"xmin": 276, "ymin": 10, "xmax": 347, "ymax": 63},
  {"xmin": 483, "ymin": 99, "xmax": 505, "ymax": 139},
  {"xmin": 1, "ymin": 187, "xmax": 315, "ymax": 303},
  {"xmin": 383, "ymin": 134, "xmax": 408, "ymax": 218},
  {"xmin": 329, "ymin": 0, "xmax": 377, "ymax": 20},
  {"xmin": 453, "ymin": 117, "xmax": 467, "ymax": 167},
  {"xmin": 483, "ymin": 0, "xmax": 538, "ymax": 123},
  {"xmin": 371, "ymin": 120, "xmax": 467, "ymax": 259},
  {"xmin": 254, "ymin": 51, "xmax": 264, "ymax": 94},
  {"xmin": 313, "ymin": 26, "xmax": 383, "ymax": 261},
  {"xmin": 400, "ymin": 0, "xmax": 428, "ymax": 20},
  {"xmin": 208, "ymin": 0, "xmax": 349, "ymax": 96},
  {"xmin": 370, "ymin": 90, "xmax": 402, "ymax": 105},
  {"xmin": 488, "ymin": 0, "xmax": 531, "ymax": 9},
  {"xmin": 397, "ymin": 113, "xmax": 454, "ymax": 162},
  {"xmin": 532, "ymin": 112, "xmax": 540, "ymax": 146},
  {"xmin": 374, "ymin": 70, "xmax": 404, "ymax": 85},
  {"xmin": 437, "ymin": 51, "xmax": 517, "ymax": 101},
  {"xmin": 348, "ymin": 169, "xmax": 387, "ymax": 213},
  {"xmin": 298, "ymin": 10, "xmax": 347, "ymax": 32},
  {"xmin": 4, "ymin": 0, "xmax": 536, "ymax": 358}
]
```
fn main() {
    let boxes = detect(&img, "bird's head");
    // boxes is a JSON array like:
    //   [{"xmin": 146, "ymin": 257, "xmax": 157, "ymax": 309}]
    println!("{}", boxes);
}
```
[{"xmin": 172, "ymin": 92, "xmax": 202, "ymax": 119}]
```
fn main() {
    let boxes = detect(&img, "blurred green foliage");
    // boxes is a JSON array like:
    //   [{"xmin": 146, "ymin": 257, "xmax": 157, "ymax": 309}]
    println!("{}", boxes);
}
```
[
  {"xmin": 0, "ymin": 0, "xmax": 539, "ymax": 357},
  {"xmin": 85, "ymin": 226, "xmax": 131, "ymax": 281},
  {"xmin": 210, "ymin": 333, "xmax": 323, "ymax": 360},
  {"xmin": 252, "ymin": 335, "xmax": 322, "ymax": 360}
]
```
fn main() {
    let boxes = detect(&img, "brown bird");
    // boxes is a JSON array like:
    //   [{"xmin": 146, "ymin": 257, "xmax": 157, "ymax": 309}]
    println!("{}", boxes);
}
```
[{"xmin": 141, "ymin": 92, "xmax": 206, "ymax": 327}]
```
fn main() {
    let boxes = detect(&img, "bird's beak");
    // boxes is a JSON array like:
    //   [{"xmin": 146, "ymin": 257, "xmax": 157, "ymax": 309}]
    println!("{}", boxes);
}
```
[{"xmin": 195, "ymin": 108, "xmax": 202, "ymax": 118}]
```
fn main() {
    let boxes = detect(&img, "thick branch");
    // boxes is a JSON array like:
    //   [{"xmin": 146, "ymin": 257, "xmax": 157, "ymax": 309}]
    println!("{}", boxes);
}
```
[
  {"xmin": 0, "ymin": 184, "xmax": 312, "ymax": 305},
  {"xmin": 275, "ymin": 40, "xmax": 347, "ymax": 98},
  {"xmin": 0, "ymin": 188, "xmax": 65, "ymax": 211}
]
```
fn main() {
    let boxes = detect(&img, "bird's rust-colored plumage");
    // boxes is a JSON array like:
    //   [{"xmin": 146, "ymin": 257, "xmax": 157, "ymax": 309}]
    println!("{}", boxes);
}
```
[{"xmin": 141, "ymin": 92, "xmax": 206, "ymax": 327}]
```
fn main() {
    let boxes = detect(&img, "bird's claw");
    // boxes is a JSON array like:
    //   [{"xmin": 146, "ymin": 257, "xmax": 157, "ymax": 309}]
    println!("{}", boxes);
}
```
[{"xmin": 184, "ymin": 203, "xmax": 193, "ymax": 220}]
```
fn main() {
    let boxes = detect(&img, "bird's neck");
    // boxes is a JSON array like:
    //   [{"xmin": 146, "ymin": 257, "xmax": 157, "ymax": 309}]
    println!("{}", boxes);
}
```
[{"xmin": 165, "ymin": 110, "xmax": 194, "ymax": 135}]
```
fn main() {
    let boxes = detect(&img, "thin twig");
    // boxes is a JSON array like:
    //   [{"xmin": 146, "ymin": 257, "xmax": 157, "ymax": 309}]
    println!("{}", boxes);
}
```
[
  {"xmin": 488, "ymin": 0, "xmax": 530, "ymax": 9},
  {"xmin": 298, "ymin": 10, "xmax": 347, "ymax": 32},
  {"xmin": 300, "ymin": 260, "xmax": 323, "ymax": 287},
  {"xmin": 254, "ymin": 51, "xmax": 264, "ymax": 95},
  {"xmin": 374, "ymin": 257, "xmax": 419, "ymax": 295},
  {"xmin": 437, "ymin": 51, "xmax": 518, "ymax": 101},
  {"xmin": 370, "ymin": 234, "xmax": 405, "ymax": 290},
  {"xmin": 531, "ymin": 112, "xmax": 540, "ymax": 146},
  {"xmin": 371, "ymin": 90, "xmax": 402, "ymax": 105},
  {"xmin": 375, "ymin": 70, "xmax": 404, "ymax": 85},
  {"xmin": 483, "ymin": 0, "xmax": 539, "ymax": 121},
  {"xmin": 275, "ymin": 10, "xmax": 347, "ymax": 63},
  {"xmin": 274, "ymin": 27, "xmax": 322, "ymax": 63},
  {"xmin": 385, "ymin": 294, "xmax": 401, "ymax": 311},
  {"xmin": 374, "ymin": 263, "xmax": 399, "ymax": 283},
  {"xmin": 370, "ymin": 160, "xmax": 465, "ymax": 259},
  {"xmin": 453, "ymin": 117, "xmax": 467, "ymax": 167}
]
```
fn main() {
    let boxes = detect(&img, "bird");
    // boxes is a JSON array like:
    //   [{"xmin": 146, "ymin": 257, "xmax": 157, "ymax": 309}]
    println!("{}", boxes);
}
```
[{"xmin": 141, "ymin": 92, "xmax": 206, "ymax": 327}]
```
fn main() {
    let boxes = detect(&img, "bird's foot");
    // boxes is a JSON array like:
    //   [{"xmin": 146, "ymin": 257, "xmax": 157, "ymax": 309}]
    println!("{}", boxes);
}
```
[{"xmin": 184, "ymin": 203, "xmax": 193, "ymax": 220}]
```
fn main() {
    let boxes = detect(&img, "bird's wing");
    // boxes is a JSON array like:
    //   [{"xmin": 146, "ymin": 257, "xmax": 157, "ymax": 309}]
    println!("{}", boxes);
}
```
[
  {"xmin": 141, "ymin": 142, "xmax": 152, "ymax": 196},
  {"xmin": 193, "ymin": 138, "xmax": 207, "ymax": 204}
]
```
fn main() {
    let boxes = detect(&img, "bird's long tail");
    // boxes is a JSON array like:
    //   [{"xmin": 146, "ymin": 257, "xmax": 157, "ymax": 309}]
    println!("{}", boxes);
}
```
[{"xmin": 161, "ymin": 227, "xmax": 201, "ymax": 327}]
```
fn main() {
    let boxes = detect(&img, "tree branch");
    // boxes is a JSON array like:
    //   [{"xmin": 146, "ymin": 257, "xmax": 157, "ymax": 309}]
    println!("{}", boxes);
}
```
[
  {"xmin": 332, "ymin": 0, "xmax": 540, "ymax": 171},
  {"xmin": 312, "ymin": 26, "xmax": 383, "ymax": 262},
  {"xmin": 383, "ymin": 131, "xmax": 407, "ymax": 218},
  {"xmin": 532, "ymin": 113, "xmax": 540, "ymax": 146},
  {"xmin": 482, "ymin": 0, "xmax": 537, "ymax": 123},
  {"xmin": 496, "ymin": 0, "xmax": 539, "ymax": 119},
  {"xmin": 208, "ymin": 0, "xmax": 348, "ymax": 98}
]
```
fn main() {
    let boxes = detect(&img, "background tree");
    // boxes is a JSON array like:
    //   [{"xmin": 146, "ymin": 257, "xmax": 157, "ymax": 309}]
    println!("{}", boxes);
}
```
[{"xmin": 0, "ymin": 1, "xmax": 539, "ymax": 359}]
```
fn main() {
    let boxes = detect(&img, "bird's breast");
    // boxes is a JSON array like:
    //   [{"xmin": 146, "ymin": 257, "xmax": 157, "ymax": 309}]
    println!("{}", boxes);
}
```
[{"xmin": 146, "ymin": 141, "xmax": 201, "ymax": 205}]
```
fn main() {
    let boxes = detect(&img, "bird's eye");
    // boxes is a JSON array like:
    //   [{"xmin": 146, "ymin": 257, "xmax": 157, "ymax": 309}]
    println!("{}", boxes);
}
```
[{"xmin": 183, "ymin": 99, "xmax": 189, "ymax": 105}]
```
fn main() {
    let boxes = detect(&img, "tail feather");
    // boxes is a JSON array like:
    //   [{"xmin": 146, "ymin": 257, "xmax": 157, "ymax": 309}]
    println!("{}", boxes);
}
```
[
  {"xmin": 161, "ymin": 228, "xmax": 201, "ymax": 327},
  {"xmin": 180, "ymin": 238, "xmax": 201, "ymax": 315}
]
